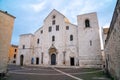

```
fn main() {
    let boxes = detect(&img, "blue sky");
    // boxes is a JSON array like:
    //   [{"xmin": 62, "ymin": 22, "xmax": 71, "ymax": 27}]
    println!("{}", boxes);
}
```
[{"xmin": 0, "ymin": 0, "xmax": 117, "ymax": 45}]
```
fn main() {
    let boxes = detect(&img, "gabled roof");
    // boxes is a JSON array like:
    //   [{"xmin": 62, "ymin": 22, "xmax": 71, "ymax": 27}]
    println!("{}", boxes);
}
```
[
  {"xmin": 34, "ymin": 9, "xmax": 77, "ymax": 33},
  {"xmin": 44, "ymin": 9, "xmax": 67, "ymax": 22}
]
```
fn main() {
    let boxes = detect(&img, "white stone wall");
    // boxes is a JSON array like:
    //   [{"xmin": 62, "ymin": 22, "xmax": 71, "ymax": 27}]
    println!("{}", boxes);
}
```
[
  {"xmin": 32, "ymin": 10, "xmax": 78, "ymax": 66},
  {"xmin": 16, "ymin": 34, "xmax": 34, "ymax": 65},
  {"xmin": 77, "ymin": 12, "xmax": 102, "ymax": 68},
  {"xmin": 17, "ymin": 10, "xmax": 102, "ymax": 68}
]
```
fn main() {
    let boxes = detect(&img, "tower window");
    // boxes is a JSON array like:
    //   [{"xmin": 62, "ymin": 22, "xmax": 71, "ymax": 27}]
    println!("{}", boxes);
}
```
[
  {"xmin": 23, "ymin": 45, "xmax": 25, "ymax": 49},
  {"xmin": 85, "ymin": 19, "xmax": 90, "ymax": 27},
  {"xmin": 90, "ymin": 40, "xmax": 92, "ymax": 46},
  {"xmin": 52, "ymin": 20, "xmax": 55, "ymax": 25},
  {"xmin": 66, "ymin": 26, "xmax": 69, "ymax": 30},
  {"xmin": 37, "ymin": 38, "xmax": 39, "ymax": 44},
  {"xmin": 56, "ymin": 25, "xmax": 59, "ymax": 31},
  {"xmin": 52, "ymin": 36, "xmax": 55, "ymax": 41},
  {"xmin": 49, "ymin": 26, "xmax": 52, "ymax": 32},
  {"xmin": 70, "ymin": 35, "xmax": 73, "ymax": 41}
]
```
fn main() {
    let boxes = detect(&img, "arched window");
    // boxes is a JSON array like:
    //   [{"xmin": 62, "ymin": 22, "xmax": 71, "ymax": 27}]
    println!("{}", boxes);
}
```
[
  {"xmin": 49, "ymin": 26, "xmax": 52, "ymax": 32},
  {"xmin": 14, "ymin": 54, "xmax": 16, "ymax": 59},
  {"xmin": 41, "ymin": 30, "xmax": 43, "ymax": 34},
  {"xmin": 66, "ymin": 26, "xmax": 69, "ymax": 30},
  {"xmin": 52, "ymin": 20, "xmax": 55, "ymax": 25},
  {"xmin": 90, "ymin": 40, "xmax": 92, "ymax": 46},
  {"xmin": 70, "ymin": 35, "xmax": 73, "ymax": 41},
  {"xmin": 85, "ymin": 19, "xmax": 90, "ymax": 27},
  {"xmin": 23, "ymin": 45, "xmax": 25, "ymax": 49},
  {"xmin": 37, "ymin": 38, "xmax": 39, "ymax": 44},
  {"xmin": 56, "ymin": 25, "xmax": 59, "ymax": 31},
  {"xmin": 52, "ymin": 36, "xmax": 55, "ymax": 41}
]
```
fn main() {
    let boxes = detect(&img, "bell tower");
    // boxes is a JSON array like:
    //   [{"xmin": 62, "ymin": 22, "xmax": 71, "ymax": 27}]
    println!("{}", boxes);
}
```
[{"xmin": 77, "ymin": 12, "xmax": 102, "ymax": 68}]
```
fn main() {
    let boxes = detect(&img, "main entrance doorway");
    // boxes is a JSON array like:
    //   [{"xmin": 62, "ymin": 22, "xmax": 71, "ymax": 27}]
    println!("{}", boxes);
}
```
[
  {"xmin": 20, "ymin": 55, "xmax": 24, "ymax": 66},
  {"xmin": 51, "ymin": 54, "xmax": 56, "ymax": 65},
  {"xmin": 70, "ymin": 57, "xmax": 74, "ymax": 66},
  {"xmin": 36, "ymin": 57, "xmax": 39, "ymax": 65}
]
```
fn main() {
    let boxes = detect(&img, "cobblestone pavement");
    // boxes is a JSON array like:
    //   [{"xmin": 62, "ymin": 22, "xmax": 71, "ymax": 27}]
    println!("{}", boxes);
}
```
[{"xmin": 6, "ymin": 65, "xmax": 111, "ymax": 80}]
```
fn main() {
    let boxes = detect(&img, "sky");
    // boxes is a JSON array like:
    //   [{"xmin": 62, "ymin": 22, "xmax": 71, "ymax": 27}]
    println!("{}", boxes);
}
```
[{"xmin": 0, "ymin": 0, "xmax": 117, "ymax": 45}]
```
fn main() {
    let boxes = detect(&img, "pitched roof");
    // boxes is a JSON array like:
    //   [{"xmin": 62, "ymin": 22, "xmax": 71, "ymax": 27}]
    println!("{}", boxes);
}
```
[
  {"xmin": 0, "ymin": 10, "xmax": 16, "ymax": 18},
  {"xmin": 44, "ymin": 9, "xmax": 67, "ymax": 21}
]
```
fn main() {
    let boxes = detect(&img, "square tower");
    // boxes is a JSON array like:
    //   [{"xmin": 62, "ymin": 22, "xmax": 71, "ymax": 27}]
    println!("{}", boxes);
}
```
[{"xmin": 77, "ymin": 12, "xmax": 102, "ymax": 68}]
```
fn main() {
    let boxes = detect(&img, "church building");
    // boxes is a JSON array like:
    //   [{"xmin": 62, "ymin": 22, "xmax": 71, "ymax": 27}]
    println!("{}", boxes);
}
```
[{"xmin": 16, "ymin": 9, "xmax": 102, "ymax": 68}]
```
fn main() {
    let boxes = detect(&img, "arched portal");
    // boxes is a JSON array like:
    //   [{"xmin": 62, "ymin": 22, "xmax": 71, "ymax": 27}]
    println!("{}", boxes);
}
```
[
  {"xmin": 49, "ymin": 44, "xmax": 57, "ymax": 65},
  {"xmin": 51, "ymin": 54, "xmax": 56, "ymax": 65},
  {"xmin": 20, "ymin": 55, "xmax": 24, "ymax": 66}
]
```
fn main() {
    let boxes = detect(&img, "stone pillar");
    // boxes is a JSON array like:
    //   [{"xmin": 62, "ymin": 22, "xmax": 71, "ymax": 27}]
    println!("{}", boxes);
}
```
[{"xmin": 0, "ymin": 10, "xmax": 15, "ymax": 77}]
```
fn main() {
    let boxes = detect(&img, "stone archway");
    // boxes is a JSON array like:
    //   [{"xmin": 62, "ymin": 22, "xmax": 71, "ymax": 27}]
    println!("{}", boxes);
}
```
[
  {"xmin": 51, "ymin": 54, "xmax": 56, "ymax": 65},
  {"xmin": 20, "ymin": 55, "xmax": 24, "ymax": 66},
  {"xmin": 49, "ymin": 44, "xmax": 57, "ymax": 65}
]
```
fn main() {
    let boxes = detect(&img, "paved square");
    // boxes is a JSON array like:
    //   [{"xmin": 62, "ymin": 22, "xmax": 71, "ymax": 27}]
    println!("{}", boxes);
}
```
[{"xmin": 6, "ymin": 65, "xmax": 111, "ymax": 80}]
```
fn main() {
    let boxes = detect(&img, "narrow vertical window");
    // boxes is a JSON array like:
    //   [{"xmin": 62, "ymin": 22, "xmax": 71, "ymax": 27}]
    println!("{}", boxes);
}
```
[
  {"xmin": 52, "ymin": 20, "xmax": 55, "ymax": 25},
  {"xmin": 70, "ymin": 35, "xmax": 73, "ymax": 41},
  {"xmin": 49, "ymin": 26, "xmax": 52, "ymax": 32},
  {"xmin": 15, "ymin": 49, "xmax": 17, "ymax": 52},
  {"xmin": 90, "ymin": 40, "xmax": 92, "ymax": 46},
  {"xmin": 56, "ymin": 25, "xmax": 59, "ymax": 31},
  {"xmin": 66, "ymin": 26, "xmax": 69, "ymax": 30},
  {"xmin": 52, "ymin": 36, "xmax": 55, "ymax": 41},
  {"xmin": 23, "ymin": 45, "xmax": 25, "ymax": 49},
  {"xmin": 85, "ymin": 19, "xmax": 90, "ymax": 27},
  {"xmin": 14, "ymin": 54, "xmax": 16, "ymax": 59},
  {"xmin": 37, "ymin": 38, "xmax": 39, "ymax": 44}
]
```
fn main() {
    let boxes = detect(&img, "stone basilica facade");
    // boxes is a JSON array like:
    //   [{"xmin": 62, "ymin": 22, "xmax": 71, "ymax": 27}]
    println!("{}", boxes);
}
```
[{"xmin": 16, "ymin": 9, "xmax": 102, "ymax": 68}]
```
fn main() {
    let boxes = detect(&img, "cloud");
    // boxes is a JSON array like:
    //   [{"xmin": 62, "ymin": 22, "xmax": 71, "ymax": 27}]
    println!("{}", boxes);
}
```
[
  {"xmin": 59, "ymin": 0, "xmax": 115, "ymax": 25},
  {"xmin": 30, "ymin": 1, "xmax": 46, "ymax": 12},
  {"xmin": 21, "ymin": 1, "xmax": 46, "ymax": 12},
  {"xmin": 4, "ymin": 0, "xmax": 115, "ymax": 45}
]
